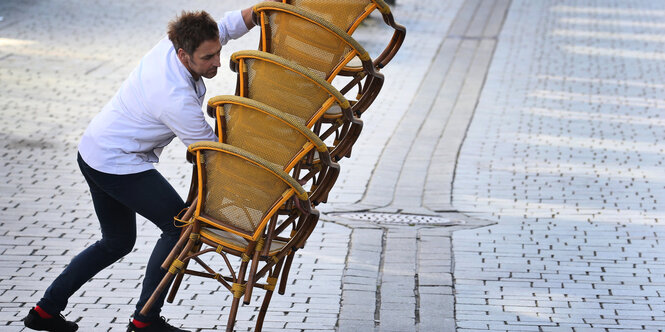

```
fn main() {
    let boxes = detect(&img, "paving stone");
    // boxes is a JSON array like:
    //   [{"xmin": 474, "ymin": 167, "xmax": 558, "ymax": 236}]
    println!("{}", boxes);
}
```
[
  {"xmin": 452, "ymin": 0, "xmax": 665, "ymax": 330},
  {"xmin": 337, "ymin": 318, "xmax": 375, "ymax": 332},
  {"xmin": 5, "ymin": 0, "xmax": 663, "ymax": 331}
]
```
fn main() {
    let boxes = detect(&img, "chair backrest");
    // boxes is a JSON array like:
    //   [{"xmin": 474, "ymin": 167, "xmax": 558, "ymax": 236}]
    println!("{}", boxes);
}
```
[
  {"xmin": 229, "ymin": 50, "xmax": 352, "ymax": 128},
  {"xmin": 282, "ymin": 0, "xmax": 387, "ymax": 33},
  {"xmin": 225, "ymin": 51, "xmax": 364, "ymax": 163},
  {"xmin": 253, "ymin": 2, "xmax": 385, "ymax": 116},
  {"xmin": 188, "ymin": 141, "xmax": 309, "ymax": 241},
  {"xmin": 207, "ymin": 95, "xmax": 327, "ymax": 172},
  {"xmin": 282, "ymin": 0, "xmax": 406, "ymax": 69},
  {"xmin": 206, "ymin": 96, "xmax": 340, "ymax": 204},
  {"xmin": 253, "ymin": 2, "xmax": 371, "ymax": 81}
]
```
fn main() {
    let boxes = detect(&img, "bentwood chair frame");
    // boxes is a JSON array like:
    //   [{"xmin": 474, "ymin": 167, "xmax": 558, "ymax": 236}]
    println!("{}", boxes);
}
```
[
  {"xmin": 206, "ymin": 95, "xmax": 340, "ymax": 204},
  {"xmin": 252, "ymin": 2, "xmax": 384, "ymax": 116},
  {"xmin": 281, "ymin": 0, "xmax": 406, "ymax": 70},
  {"xmin": 226, "ymin": 50, "xmax": 363, "ymax": 161},
  {"xmin": 141, "ymin": 142, "xmax": 319, "ymax": 332}
]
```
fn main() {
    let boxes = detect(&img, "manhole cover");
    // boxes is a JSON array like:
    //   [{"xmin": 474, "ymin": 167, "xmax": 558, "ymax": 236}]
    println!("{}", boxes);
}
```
[{"xmin": 331, "ymin": 212, "xmax": 463, "ymax": 226}]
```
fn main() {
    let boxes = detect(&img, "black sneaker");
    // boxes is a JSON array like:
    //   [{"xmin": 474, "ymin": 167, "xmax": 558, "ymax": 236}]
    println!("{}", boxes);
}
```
[
  {"xmin": 23, "ymin": 308, "xmax": 78, "ymax": 332},
  {"xmin": 126, "ymin": 316, "xmax": 190, "ymax": 332}
]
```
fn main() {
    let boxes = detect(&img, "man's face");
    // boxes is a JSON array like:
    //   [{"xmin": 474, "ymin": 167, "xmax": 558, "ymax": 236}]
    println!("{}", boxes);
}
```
[{"xmin": 183, "ymin": 39, "xmax": 222, "ymax": 79}]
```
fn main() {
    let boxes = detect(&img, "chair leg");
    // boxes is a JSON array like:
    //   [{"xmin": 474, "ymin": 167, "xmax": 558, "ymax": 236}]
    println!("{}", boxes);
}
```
[
  {"xmin": 243, "ymin": 241, "xmax": 265, "ymax": 304},
  {"xmin": 140, "ymin": 236, "xmax": 198, "ymax": 316},
  {"xmin": 255, "ymin": 291, "xmax": 273, "ymax": 332},
  {"xmin": 166, "ymin": 242, "xmax": 202, "ymax": 303},
  {"xmin": 225, "ymin": 296, "xmax": 241, "ymax": 332},
  {"xmin": 225, "ymin": 244, "xmax": 254, "ymax": 332},
  {"xmin": 225, "ymin": 276, "xmax": 246, "ymax": 332},
  {"xmin": 160, "ymin": 225, "xmax": 193, "ymax": 270},
  {"xmin": 166, "ymin": 270, "xmax": 185, "ymax": 304},
  {"xmin": 255, "ymin": 260, "xmax": 284, "ymax": 332},
  {"xmin": 279, "ymin": 252, "xmax": 295, "ymax": 295},
  {"xmin": 140, "ymin": 268, "xmax": 178, "ymax": 317}
]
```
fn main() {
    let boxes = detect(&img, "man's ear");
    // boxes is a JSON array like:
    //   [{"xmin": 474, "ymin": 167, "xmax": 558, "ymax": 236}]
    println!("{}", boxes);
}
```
[{"xmin": 177, "ymin": 48, "xmax": 189, "ymax": 64}]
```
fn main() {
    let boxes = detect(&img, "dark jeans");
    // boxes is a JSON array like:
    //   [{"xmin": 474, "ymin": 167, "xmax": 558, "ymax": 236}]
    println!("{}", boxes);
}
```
[{"xmin": 37, "ymin": 153, "xmax": 185, "ymax": 322}]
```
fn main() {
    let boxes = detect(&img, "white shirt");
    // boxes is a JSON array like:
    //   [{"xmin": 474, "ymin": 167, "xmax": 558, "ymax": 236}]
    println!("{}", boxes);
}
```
[{"xmin": 78, "ymin": 10, "xmax": 248, "ymax": 175}]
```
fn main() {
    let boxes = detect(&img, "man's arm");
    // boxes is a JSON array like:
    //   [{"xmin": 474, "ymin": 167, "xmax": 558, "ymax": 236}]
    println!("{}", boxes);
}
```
[{"xmin": 241, "ymin": 0, "xmax": 281, "ymax": 29}]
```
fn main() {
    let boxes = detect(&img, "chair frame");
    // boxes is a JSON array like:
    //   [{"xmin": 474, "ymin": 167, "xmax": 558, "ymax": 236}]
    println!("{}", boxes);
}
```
[
  {"xmin": 226, "ymin": 50, "xmax": 364, "ymax": 161},
  {"xmin": 282, "ymin": 0, "xmax": 406, "ymax": 70},
  {"xmin": 252, "ymin": 2, "xmax": 384, "ymax": 116},
  {"xmin": 140, "ymin": 2, "xmax": 407, "ymax": 329},
  {"xmin": 140, "ymin": 142, "xmax": 319, "ymax": 332},
  {"xmin": 207, "ymin": 95, "xmax": 340, "ymax": 204}
]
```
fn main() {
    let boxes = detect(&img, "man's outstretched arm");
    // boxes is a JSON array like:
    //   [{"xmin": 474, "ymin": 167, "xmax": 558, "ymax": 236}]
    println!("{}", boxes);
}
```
[{"xmin": 241, "ymin": 0, "xmax": 281, "ymax": 29}]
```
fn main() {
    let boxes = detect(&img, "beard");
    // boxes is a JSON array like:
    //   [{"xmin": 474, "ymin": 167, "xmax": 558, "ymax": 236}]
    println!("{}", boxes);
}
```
[{"xmin": 201, "ymin": 67, "xmax": 218, "ymax": 79}]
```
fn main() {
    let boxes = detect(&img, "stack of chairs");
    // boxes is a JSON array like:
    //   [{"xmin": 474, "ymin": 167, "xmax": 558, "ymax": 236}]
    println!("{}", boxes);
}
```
[{"xmin": 140, "ymin": 1, "xmax": 405, "ymax": 331}]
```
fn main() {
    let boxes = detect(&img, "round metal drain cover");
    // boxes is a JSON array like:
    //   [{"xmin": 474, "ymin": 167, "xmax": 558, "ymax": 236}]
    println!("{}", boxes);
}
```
[{"xmin": 331, "ymin": 212, "xmax": 462, "ymax": 225}]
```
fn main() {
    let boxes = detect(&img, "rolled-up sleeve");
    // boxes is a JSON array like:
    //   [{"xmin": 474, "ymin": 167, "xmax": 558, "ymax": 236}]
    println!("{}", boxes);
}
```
[{"xmin": 219, "ymin": 10, "xmax": 250, "ymax": 45}]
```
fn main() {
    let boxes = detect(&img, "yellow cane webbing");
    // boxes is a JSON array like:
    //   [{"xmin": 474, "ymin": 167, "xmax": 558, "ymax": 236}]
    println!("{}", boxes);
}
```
[
  {"xmin": 259, "ymin": 5, "xmax": 360, "ymax": 79},
  {"xmin": 199, "ymin": 149, "xmax": 290, "ymax": 235},
  {"xmin": 242, "ymin": 253, "xmax": 251, "ymax": 262},
  {"xmin": 243, "ymin": 58, "xmax": 333, "ymax": 125},
  {"xmin": 287, "ymin": 0, "xmax": 372, "ymax": 32},
  {"xmin": 221, "ymin": 102, "xmax": 310, "ymax": 168}
]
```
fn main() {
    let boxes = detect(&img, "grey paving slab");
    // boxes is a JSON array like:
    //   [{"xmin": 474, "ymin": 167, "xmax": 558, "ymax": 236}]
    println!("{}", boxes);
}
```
[
  {"xmin": 322, "ymin": 0, "xmax": 469, "ymax": 210},
  {"xmin": 1, "ymin": 0, "xmax": 480, "ymax": 330},
  {"xmin": 11, "ymin": 0, "xmax": 660, "ymax": 330},
  {"xmin": 452, "ymin": 0, "xmax": 665, "ymax": 330}
]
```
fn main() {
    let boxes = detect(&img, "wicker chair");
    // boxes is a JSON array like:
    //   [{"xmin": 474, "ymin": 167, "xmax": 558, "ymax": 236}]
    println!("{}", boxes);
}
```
[
  {"xmin": 252, "ymin": 1, "xmax": 384, "ymax": 116},
  {"xmin": 282, "ymin": 0, "xmax": 406, "ymax": 70},
  {"xmin": 224, "ymin": 50, "xmax": 363, "ymax": 161},
  {"xmin": 140, "ymin": 142, "xmax": 319, "ymax": 332},
  {"xmin": 206, "ymin": 95, "xmax": 339, "ymax": 204}
]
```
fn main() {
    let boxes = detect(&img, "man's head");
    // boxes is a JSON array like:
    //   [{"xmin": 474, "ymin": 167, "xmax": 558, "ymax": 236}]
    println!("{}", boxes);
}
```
[{"xmin": 168, "ymin": 11, "xmax": 221, "ymax": 80}]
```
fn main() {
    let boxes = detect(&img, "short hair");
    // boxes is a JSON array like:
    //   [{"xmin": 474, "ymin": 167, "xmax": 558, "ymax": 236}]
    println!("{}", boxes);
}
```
[{"xmin": 167, "ymin": 10, "xmax": 219, "ymax": 55}]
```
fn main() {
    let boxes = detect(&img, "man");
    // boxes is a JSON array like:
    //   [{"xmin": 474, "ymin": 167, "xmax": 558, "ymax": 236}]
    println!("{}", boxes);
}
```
[{"xmin": 23, "ymin": 2, "xmax": 276, "ymax": 331}]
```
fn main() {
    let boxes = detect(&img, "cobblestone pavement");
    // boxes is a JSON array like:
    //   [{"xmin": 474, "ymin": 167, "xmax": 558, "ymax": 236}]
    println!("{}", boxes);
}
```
[
  {"xmin": 0, "ymin": 0, "xmax": 472, "ymax": 331},
  {"xmin": 2, "ymin": 0, "xmax": 664, "ymax": 331},
  {"xmin": 452, "ymin": 0, "xmax": 665, "ymax": 331}
]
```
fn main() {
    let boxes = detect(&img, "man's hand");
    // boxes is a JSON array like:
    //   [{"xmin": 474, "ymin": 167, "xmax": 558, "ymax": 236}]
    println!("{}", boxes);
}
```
[{"xmin": 242, "ymin": 0, "xmax": 283, "ymax": 29}]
